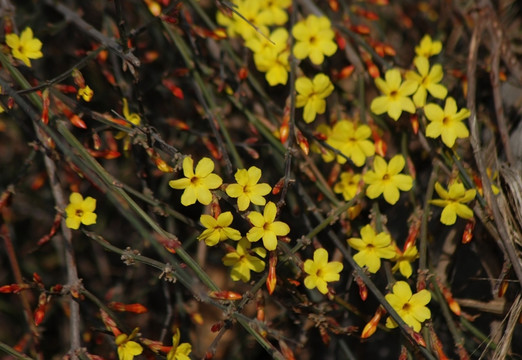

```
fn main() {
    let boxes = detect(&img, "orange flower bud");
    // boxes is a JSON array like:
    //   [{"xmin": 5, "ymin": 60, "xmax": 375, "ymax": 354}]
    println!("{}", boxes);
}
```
[
  {"xmin": 355, "ymin": 275, "xmax": 368, "ymax": 301},
  {"xmin": 167, "ymin": 118, "xmax": 190, "ymax": 130},
  {"xmin": 437, "ymin": 279, "xmax": 460, "ymax": 316},
  {"xmin": 34, "ymin": 306, "xmax": 46, "ymax": 326},
  {"xmin": 296, "ymin": 129, "xmax": 309, "ymax": 155},
  {"xmin": 350, "ymin": 24, "xmax": 370, "ymax": 35},
  {"xmin": 410, "ymin": 330, "xmax": 426, "ymax": 347},
  {"xmin": 0, "ymin": 284, "xmax": 30, "ymax": 293},
  {"xmin": 238, "ymin": 67, "xmax": 248, "ymax": 80},
  {"xmin": 410, "ymin": 114, "xmax": 419, "ymax": 134},
  {"xmin": 279, "ymin": 115, "xmax": 290, "ymax": 144},
  {"xmin": 109, "ymin": 302, "xmax": 148, "ymax": 314},
  {"xmin": 209, "ymin": 291, "xmax": 242, "ymax": 301},
  {"xmin": 328, "ymin": 0, "xmax": 339, "ymax": 11},
  {"xmin": 462, "ymin": 219, "xmax": 475, "ymax": 244},
  {"xmin": 162, "ymin": 79, "xmax": 184, "ymax": 99},
  {"xmin": 266, "ymin": 252, "xmax": 277, "ymax": 295},
  {"xmin": 361, "ymin": 306, "xmax": 385, "ymax": 339},
  {"xmin": 272, "ymin": 178, "xmax": 285, "ymax": 195}
]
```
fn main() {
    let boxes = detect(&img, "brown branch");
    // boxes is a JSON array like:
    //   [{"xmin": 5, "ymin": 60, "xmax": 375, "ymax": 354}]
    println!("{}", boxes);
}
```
[{"xmin": 466, "ymin": 9, "xmax": 522, "ymax": 290}]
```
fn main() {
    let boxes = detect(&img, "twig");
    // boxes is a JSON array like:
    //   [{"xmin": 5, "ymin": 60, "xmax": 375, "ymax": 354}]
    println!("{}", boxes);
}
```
[
  {"xmin": 43, "ymin": 0, "xmax": 140, "ymax": 70},
  {"xmin": 466, "ymin": 10, "xmax": 522, "ymax": 290}
]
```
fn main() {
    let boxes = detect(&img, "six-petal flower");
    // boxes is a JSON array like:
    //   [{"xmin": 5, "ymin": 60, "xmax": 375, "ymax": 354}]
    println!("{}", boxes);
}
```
[
  {"xmin": 246, "ymin": 201, "xmax": 290, "ymax": 250},
  {"xmin": 169, "ymin": 157, "xmax": 223, "ymax": 206},
  {"xmin": 370, "ymin": 69, "xmax": 418, "ymax": 121},
  {"xmin": 363, "ymin": 155, "xmax": 413, "ymax": 205},
  {"xmin": 424, "ymin": 97, "xmax": 470, "ymax": 147},
  {"xmin": 385, "ymin": 281, "xmax": 431, "ymax": 332},
  {"xmin": 65, "ymin": 192, "xmax": 97, "ymax": 230},
  {"xmin": 303, "ymin": 248, "xmax": 343, "ymax": 294},
  {"xmin": 347, "ymin": 225, "xmax": 396, "ymax": 273},
  {"xmin": 430, "ymin": 181, "xmax": 476, "ymax": 225}
]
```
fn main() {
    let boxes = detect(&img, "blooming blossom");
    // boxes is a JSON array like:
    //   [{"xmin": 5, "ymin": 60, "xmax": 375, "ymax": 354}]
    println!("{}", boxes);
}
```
[
  {"xmin": 318, "ymin": 120, "xmax": 375, "ymax": 166},
  {"xmin": 65, "ymin": 192, "xmax": 97, "ymax": 230},
  {"xmin": 430, "ymin": 182, "xmax": 476, "ymax": 225},
  {"xmin": 385, "ymin": 281, "xmax": 431, "ymax": 332},
  {"xmin": 169, "ymin": 157, "xmax": 223, "ymax": 206},
  {"xmin": 259, "ymin": 0, "xmax": 291, "ymax": 26},
  {"xmin": 424, "ymin": 97, "xmax": 470, "ymax": 147},
  {"xmin": 166, "ymin": 329, "xmax": 192, "ymax": 360},
  {"xmin": 292, "ymin": 15, "xmax": 337, "ymax": 65},
  {"xmin": 222, "ymin": 238, "xmax": 266, "ymax": 282},
  {"xmin": 303, "ymin": 248, "xmax": 343, "ymax": 294},
  {"xmin": 116, "ymin": 331, "xmax": 143, "ymax": 360},
  {"xmin": 405, "ymin": 56, "xmax": 447, "ymax": 107},
  {"xmin": 226, "ymin": 166, "xmax": 272, "ymax": 211},
  {"xmin": 296, "ymin": 73, "xmax": 334, "ymax": 123},
  {"xmin": 77, "ymin": 85, "xmax": 94, "ymax": 102},
  {"xmin": 198, "ymin": 211, "xmax": 242, "ymax": 246},
  {"xmin": 392, "ymin": 245, "xmax": 419, "ymax": 278},
  {"xmin": 6, "ymin": 27, "xmax": 43, "ymax": 67},
  {"xmin": 334, "ymin": 171, "xmax": 362, "ymax": 201},
  {"xmin": 415, "ymin": 34, "xmax": 442, "ymax": 58},
  {"xmin": 216, "ymin": 0, "xmax": 269, "ymax": 41},
  {"xmin": 370, "ymin": 69, "xmax": 417, "ymax": 121},
  {"xmin": 115, "ymin": 98, "xmax": 142, "ymax": 150},
  {"xmin": 246, "ymin": 201, "xmax": 290, "ymax": 251},
  {"xmin": 363, "ymin": 155, "xmax": 413, "ymax": 205},
  {"xmin": 347, "ymin": 225, "xmax": 396, "ymax": 273},
  {"xmin": 250, "ymin": 28, "xmax": 290, "ymax": 86}
]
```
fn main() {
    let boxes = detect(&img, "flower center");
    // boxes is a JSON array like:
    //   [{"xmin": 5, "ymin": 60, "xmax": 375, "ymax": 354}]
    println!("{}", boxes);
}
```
[
  {"xmin": 190, "ymin": 176, "xmax": 202, "ymax": 186},
  {"xmin": 75, "ymin": 209, "xmax": 84, "ymax": 217},
  {"xmin": 389, "ymin": 90, "xmax": 398, "ymax": 99},
  {"xmin": 402, "ymin": 303, "xmax": 411, "ymax": 312},
  {"xmin": 382, "ymin": 174, "xmax": 390, "ymax": 181},
  {"xmin": 309, "ymin": 35, "xmax": 317, "ymax": 46},
  {"xmin": 442, "ymin": 116, "xmax": 449, "ymax": 125}
]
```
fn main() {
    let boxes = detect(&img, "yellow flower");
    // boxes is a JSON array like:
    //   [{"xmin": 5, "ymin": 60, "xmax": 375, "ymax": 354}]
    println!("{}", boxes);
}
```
[
  {"xmin": 363, "ymin": 155, "xmax": 413, "ymax": 205},
  {"xmin": 392, "ymin": 245, "xmax": 419, "ymax": 278},
  {"xmin": 169, "ymin": 157, "xmax": 223, "ymax": 206},
  {"xmin": 250, "ymin": 28, "xmax": 290, "ymax": 86},
  {"xmin": 347, "ymin": 225, "xmax": 396, "ymax": 273},
  {"xmin": 385, "ymin": 281, "xmax": 431, "ymax": 332},
  {"xmin": 115, "ymin": 331, "xmax": 143, "ymax": 360},
  {"xmin": 198, "ymin": 211, "xmax": 242, "ymax": 246},
  {"xmin": 222, "ymin": 238, "xmax": 266, "ymax": 282},
  {"xmin": 334, "ymin": 171, "xmax": 362, "ymax": 201},
  {"xmin": 424, "ymin": 97, "xmax": 470, "ymax": 148},
  {"xmin": 370, "ymin": 69, "xmax": 417, "ymax": 121},
  {"xmin": 226, "ymin": 166, "xmax": 272, "ymax": 211},
  {"xmin": 246, "ymin": 201, "xmax": 290, "ymax": 251},
  {"xmin": 259, "ymin": 0, "xmax": 291, "ymax": 25},
  {"xmin": 303, "ymin": 248, "xmax": 343, "ymax": 294},
  {"xmin": 415, "ymin": 34, "xmax": 442, "ymax": 58},
  {"xmin": 319, "ymin": 120, "xmax": 375, "ymax": 166},
  {"xmin": 65, "ymin": 192, "xmax": 97, "ymax": 230},
  {"xmin": 296, "ymin": 73, "xmax": 334, "ymax": 123},
  {"xmin": 292, "ymin": 15, "xmax": 337, "ymax": 65},
  {"xmin": 430, "ymin": 182, "xmax": 476, "ymax": 225},
  {"xmin": 405, "ymin": 56, "xmax": 447, "ymax": 107},
  {"xmin": 6, "ymin": 27, "xmax": 43, "ymax": 67},
  {"xmin": 115, "ymin": 98, "xmax": 141, "ymax": 150},
  {"xmin": 216, "ymin": 0, "xmax": 269, "ymax": 41},
  {"xmin": 167, "ymin": 329, "xmax": 192, "ymax": 360},
  {"xmin": 77, "ymin": 85, "xmax": 94, "ymax": 102}
]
